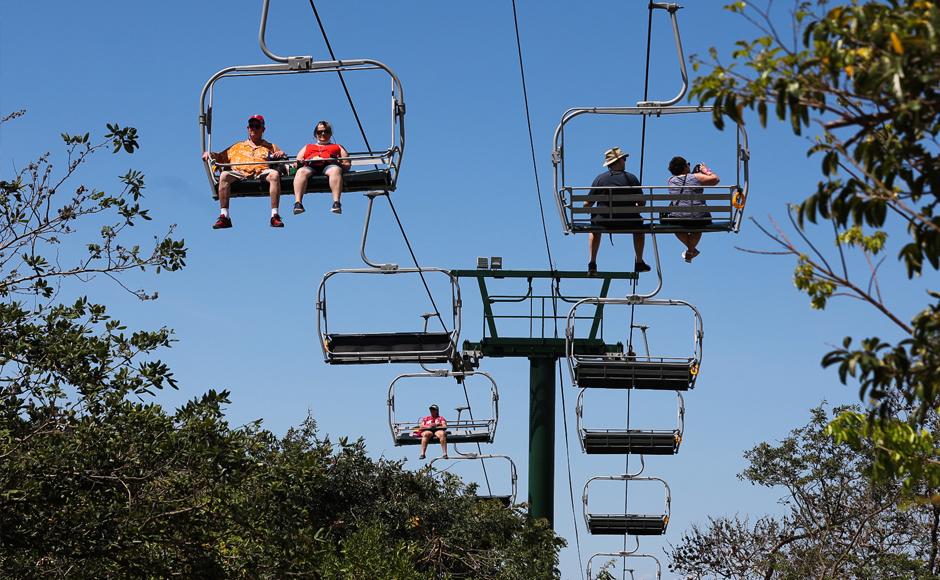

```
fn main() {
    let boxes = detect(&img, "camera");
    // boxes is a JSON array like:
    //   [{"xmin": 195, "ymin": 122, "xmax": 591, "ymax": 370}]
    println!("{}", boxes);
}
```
[{"xmin": 692, "ymin": 163, "xmax": 703, "ymax": 174}]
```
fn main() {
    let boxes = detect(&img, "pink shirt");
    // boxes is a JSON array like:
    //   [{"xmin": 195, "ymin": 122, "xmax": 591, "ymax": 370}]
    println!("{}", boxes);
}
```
[{"xmin": 414, "ymin": 414, "xmax": 447, "ymax": 435}]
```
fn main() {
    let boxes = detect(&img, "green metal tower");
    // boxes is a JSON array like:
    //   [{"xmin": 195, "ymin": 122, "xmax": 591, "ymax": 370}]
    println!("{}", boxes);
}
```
[{"xmin": 451, "ymin": 268, "xmax": 638, "ymax": 525}]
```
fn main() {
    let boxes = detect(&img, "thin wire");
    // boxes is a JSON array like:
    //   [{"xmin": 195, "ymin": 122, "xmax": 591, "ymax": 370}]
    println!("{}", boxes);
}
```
[
  {"xmin": 509, "ymin": 2, "xmax": 582, "ymax": 573},
  {"xmin": 385, "ymin": 195, "xmax": 448, "ymax": 334},
  {"xmin": 456, "ymin": 378, "xmax": 494, "ymax": 496},
  {"xmin": 308, "ymin": 0, "xmax": 376, "ymax": 163},
  {"xmin": 511, "ymin": 0, "xmax": 555, "ymax": 271},
  {"xmin": 623, "ymin": 8, "xmax": 655, "ymax": 576}
]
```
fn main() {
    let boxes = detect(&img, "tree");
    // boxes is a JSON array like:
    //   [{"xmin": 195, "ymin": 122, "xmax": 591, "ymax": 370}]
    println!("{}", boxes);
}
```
[
  {"xmin": 690, "ymin": 0, "xmax": 940, "ymax": 495},
  {"xmin": 668, "ymin": 405, "xmax": 938, "ymax": 578},
  {"xmin": 0, "ymin": 114, "xmax": 563, "ymax": 578}
]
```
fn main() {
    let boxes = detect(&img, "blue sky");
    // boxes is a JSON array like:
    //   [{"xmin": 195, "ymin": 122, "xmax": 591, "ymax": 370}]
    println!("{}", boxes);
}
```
[{"xmin": 2, "ymin": 2, "xmax": 926, "ymax": 578}]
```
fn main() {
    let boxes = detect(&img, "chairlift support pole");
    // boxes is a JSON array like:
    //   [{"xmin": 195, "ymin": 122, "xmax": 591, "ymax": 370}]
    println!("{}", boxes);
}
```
[
  {"xmin": 452, "ymin": 268, "xmax": 638, "ymax": 526},
  {"xmin": 528, "ymin": 355, "xmax": 555, "ymax": 524}
]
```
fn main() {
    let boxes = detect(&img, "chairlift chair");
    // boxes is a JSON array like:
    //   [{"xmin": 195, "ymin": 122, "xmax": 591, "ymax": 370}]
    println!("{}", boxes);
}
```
[
  {"xmin": 430, "ymin": 452, "xmax": 517, "ymax": 506},
  {"xmin": 577, "ymin": 391, "xmax": 684, "ymax": 455},
  {"xmin": 586, "ymin": 552, "xmax": 662, "ymax": 580},
  {"xmin": 566, "ymin": 297, "xmax": 703, "ymax": 390},
  {"xmin": 552, "ymin": 105, "xmax": 750, "ymax": 235},
  {"xmin": 551, "ymin": 3, "xmax": 751, "ymax": 235},
  {"xmin": 388, "ymin": 371, "xmax": 498, "ymax": 446},
  {"xmin": 583, "ymin": 474, "xmax": 672, "ymax": 535},
  {"xmin": 317, "ymin": 268, "xmax": 460, "ymax": 364},
  {"xmin": 198, "ymin": 1, "xmax": 405, "ymax": 200}
]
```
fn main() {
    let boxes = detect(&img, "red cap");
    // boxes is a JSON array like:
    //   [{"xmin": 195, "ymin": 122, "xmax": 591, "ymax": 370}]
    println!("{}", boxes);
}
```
[{"xmin": 247, "ymin": 114, "xmax": 265, "ymax": 126}]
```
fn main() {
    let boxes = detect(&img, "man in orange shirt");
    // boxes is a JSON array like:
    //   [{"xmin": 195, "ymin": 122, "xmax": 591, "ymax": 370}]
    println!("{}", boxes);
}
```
[{"xmin": 202, "ymin": 114, "xmax": 287, "ymax": 229}]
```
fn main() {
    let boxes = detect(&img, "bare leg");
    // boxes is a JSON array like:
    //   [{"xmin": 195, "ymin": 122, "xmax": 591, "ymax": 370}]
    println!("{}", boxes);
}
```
[
  {"xmin": 633, "ymin": 233, "xmax": 646, "ymax": 263},
  {"xmin": 293, "ymin": 166, "xmax": 312, "ymax": 204},
  {"xmin": 419, "ymin": 431, "xmax": 432, "ymax": 458},
  {"xmin": 589, "ymin": 232, "xmax": 601, "ymax": 263},
  {"xmin": 325, "ymin": 165, "xmax": 343, "ymax": 204},
  {"xmin": 217, "ymin": 171, "xmax": 238, "ymax": 211},
  {"xmin": 266, "ymin": 171, "xmax": 281, "ymax": 211},
  {"xmin": 674, "ymin": 232, "xmax": 691, "ymax": 251},
  {"xmin": 436, "ymin": 431, "xmax": 448, "ymax": 457},
  {"xmin": 687, "ymin": 232, "xmax": 703, "ymax": 253}
]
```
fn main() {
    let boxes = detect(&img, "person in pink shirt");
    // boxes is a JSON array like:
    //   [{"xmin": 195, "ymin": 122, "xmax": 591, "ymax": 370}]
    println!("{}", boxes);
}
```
[{"xmin": 415, "ymin": 404, "xmax": 448, "ymax": 460}]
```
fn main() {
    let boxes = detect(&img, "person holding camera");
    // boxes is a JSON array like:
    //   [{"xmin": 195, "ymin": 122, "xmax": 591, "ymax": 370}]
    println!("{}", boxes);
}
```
[{"xmin": 665, "ymin": 156, "xmax": 720, "ymax": 262}]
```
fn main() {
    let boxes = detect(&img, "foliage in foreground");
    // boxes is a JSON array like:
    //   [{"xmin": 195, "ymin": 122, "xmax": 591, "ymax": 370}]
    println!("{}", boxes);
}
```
[
  {"xmin": 1, "ymin": 392, "xmax": 561, "ymax": 578},
  {"xmin": 692, "ymin": 0, "xmax": 940, "ymax": 495},
  {"xmin": 0, "ymin": 115, "xmax": 563, "ymax": 578},
  {"xmin": 669, "ymin": 405, "xmax": 939, "ymax": 578}
]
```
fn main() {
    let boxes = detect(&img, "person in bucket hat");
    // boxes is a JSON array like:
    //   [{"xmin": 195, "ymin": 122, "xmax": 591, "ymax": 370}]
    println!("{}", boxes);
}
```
[{"xmin": 585, "ymin": 147, "xmax": 651, "ymax": 275}]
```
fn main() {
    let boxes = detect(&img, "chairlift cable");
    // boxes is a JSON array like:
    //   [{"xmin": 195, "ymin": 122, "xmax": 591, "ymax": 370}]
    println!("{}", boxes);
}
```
[
  {"xmin": 621, "ymin": 11, "xmax": 654, "ymax": 573},
  {"xmin": 306, "ymin": 3, "xmax": 446, "ymax": 335},
  {"xmin": 508, "ymin": 7, "xmax": 582, "ymax": 567},
  {"xmin": 556, "ymin": 354, "xmax": 586, "ymax": 579},
  {"xmin": 308, "ymin": 0, "xmax": 377, "ymax": 168},
  {"xmin": 510, "ymin": 0, "xmax": 555, "ymax": 271},
  {"xmin": 456, "ymin": 381, "xmax": 494, "ymax": 497},
  {"xmin": 385, "ymin": 195, "xmax": 449, "ymax": 334}
]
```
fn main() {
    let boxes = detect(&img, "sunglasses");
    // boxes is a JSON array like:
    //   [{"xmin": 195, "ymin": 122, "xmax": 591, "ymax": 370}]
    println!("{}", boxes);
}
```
[
  {"xmin": 248, "ymin": 123, "xmax": 264, "ymax": 129},
  {"xmin": 316, "ymin": 129, "xmax": 331, "ymax": 135}
]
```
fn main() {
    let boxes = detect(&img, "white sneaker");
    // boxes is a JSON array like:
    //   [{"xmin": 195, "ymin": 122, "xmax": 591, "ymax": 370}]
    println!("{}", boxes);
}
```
[{"xmin": 682, "ymin": 251, "xmax": 692, "ymax": 263}]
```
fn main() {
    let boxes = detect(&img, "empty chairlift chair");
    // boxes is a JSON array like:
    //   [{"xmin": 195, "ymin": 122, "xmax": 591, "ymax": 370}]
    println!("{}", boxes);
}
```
[
  {"xmin": 198, "ymin": 2, "xmax": 405, "ymax": 200},
  {"xmin": 577, "ymin": 391, "xmax": 684, "ymax": 455},
  {"xmin": 388, "ymin": 371, "xmax": 499, "ymax": 446},
  {"xmin": 567, "ymin": 297, "xmax": 703, "ymax": 390},
  {"xmin": 430, "ymin": 453, "xmax": 517, "ymax": 506},
  {"xmin": 317, "ymin": 268, "xmax": 460, "ymax": 364},
  {"xmin": 586, "ymin": 552, "xmax": 662, "ymax": 580},
  {"xmin": 583, "ymin": 474, "xmax": 672, "ymax": 536}
]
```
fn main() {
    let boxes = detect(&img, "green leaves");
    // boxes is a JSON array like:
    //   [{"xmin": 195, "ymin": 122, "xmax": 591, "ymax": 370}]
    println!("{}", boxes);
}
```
[{"xmin": 104, "ymin": 123, "xmax": 138, "ymax": 154}]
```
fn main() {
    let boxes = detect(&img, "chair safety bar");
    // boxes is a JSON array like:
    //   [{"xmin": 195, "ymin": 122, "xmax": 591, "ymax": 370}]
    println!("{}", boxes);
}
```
[
  {"xmin": 566, "ymin": 297, "xmax": 703, "ymax": 390},
  {"xmin": 429, "ymin": 453, "xmax": 517, "ymax": 505},
  {"xmin": 586, "ymin": 553, "xmax": 662, "ymax": 580},
  {"xmin": 317, "ymin": 268, "xmax": 460, "ymax": 365},
  {"xmin": 583, "ymin": 475, "xmax": 672, "ymax": 536},
  {"xmin": 387, "ymin": 371, "xmax": 498, "ymax": 447},
  {"xmin": 576, "ymin": 391, "xmax": 685, "ymax": 455},
  {"xmin": 199, "ymin": 58, "xmax": 405, "ymax": 199},
  {"xmin": 551, "ymin": 106, "xmax": 750, "ymax": 235}
]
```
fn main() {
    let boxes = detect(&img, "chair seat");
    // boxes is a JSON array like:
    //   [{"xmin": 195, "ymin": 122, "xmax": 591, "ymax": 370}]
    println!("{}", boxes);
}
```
[
  {"xmin": 394, "ymin": 430, "xmax": 493, "ymax": 446},
  {"xmin": 581, "ymin": 430, "xmax": 680, "ymax": 455},
  {"xmin": 220, "ymin": 169, "xmax": 392, "ymax": 199},
  {"xmin": 571, "ymin": 221, "xmax": 734, "ymax": 234},
  {"xmin": 575, "ymin": 359, "xmax": 694, "ymax": 390},
  {"xmin": 586, "ymin": 514, "xmax": 668, "ymax": 535},
  {"xmin": 325, "ymin": 331, "xmax": 454, "ymax": 364},
  {"xmin": 474, "ymin": 495, "xmax": 513, "ymax": 507}
]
